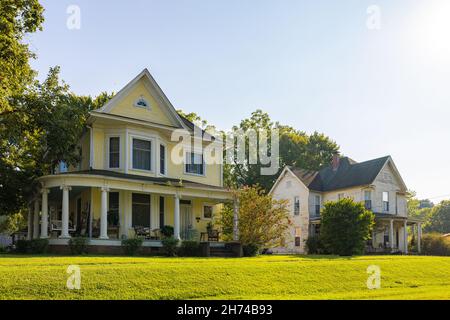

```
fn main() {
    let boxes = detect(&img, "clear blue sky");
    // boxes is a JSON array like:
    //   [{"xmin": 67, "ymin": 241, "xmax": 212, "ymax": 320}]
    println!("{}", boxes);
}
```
[{"xmin": 28, "ymin": 0, "xmax": 450, "ymax": 201}]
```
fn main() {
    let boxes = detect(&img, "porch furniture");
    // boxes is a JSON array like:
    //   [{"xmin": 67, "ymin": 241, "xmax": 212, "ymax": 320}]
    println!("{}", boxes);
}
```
[
  {"xmin": 207, "ymin": 229, "xmax": 220, "ymax": 242},
  {"xmin": 107, "ymin": 226, "xmax": 120, "ymax": 239},
  {"xmin": 150, "ymin": 228, "xmax": 161, "ymax": 240},
  {"xmin": 134, "ymin": 226, "xmax": 151, "ymax": 239}
]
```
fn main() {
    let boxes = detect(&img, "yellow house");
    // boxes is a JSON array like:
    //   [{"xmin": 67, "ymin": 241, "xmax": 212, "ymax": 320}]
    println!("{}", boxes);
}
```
[{"xmin": 31, "ymin": 69, "xmax": 233, "ymax": 250}]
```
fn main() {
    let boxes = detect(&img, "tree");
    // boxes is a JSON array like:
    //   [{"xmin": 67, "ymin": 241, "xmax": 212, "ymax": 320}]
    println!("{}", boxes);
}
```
[
  {"xmin": 218, "ymin": 186, "xmax": 291, "ymax": 249},
  {"xmin": 0, "ymin": 0, "xmax": 44, "ymax": 115},
  {"xmin": 320, "ymin": 198, "xmax": 375, "ymax": 256},
  {"xmin": 424, "ymin": 201, "xmax": 450, "ymax": 234},
  {"xmin": 0, "ymin": 67, "xmax": 112, "ymax": 215}
]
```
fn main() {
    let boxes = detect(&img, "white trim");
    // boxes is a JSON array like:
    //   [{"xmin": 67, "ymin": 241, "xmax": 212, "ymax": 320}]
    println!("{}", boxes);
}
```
[
  {"xmin": 88, "ymin": 126, "xmax": 94, "ymax": 169},
  {"xmin": 269, "ymin": 166, "xmax": 310, "ymax": 195},
  {"xmin": 124, "ymin": 129, "xmax": 129, "ymax": 174},
  {"xmin": 158, "ymin": 141, "xmax": 168, "ymax": 177},
  {"xmin": 133, "ymin": 95, "xmax": 151, "ymax": 110}
]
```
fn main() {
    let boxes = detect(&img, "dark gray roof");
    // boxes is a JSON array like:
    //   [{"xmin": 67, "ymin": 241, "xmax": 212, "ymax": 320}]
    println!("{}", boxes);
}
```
[
  {"xmin": 288, "ymin": 156, "xmax": 390, "ymax": 192},
  {"xmin": 57, "ymin": 170, "xmax": 227, "ymax": 191}
]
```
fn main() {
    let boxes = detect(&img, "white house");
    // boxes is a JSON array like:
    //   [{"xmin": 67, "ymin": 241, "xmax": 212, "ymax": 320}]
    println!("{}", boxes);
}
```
[{"xmin": 269, "ymin": 154, "xmax": 422, "ymax": 254}]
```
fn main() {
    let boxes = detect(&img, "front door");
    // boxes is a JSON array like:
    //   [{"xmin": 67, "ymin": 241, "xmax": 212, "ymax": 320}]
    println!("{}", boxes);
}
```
[{"xmin": 180, "ymin": 205, "xmax": 193, "ymax": 240}]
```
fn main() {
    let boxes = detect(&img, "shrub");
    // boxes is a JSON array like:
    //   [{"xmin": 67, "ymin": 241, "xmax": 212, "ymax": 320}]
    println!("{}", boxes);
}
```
[
  {"xmin": 179, "ymin": 241, "xmax": 200, "ymax": 257},
  {"xmin": 29, "ymin": 239, "xmax": 49, "ymax": 254},
  {"xmin": 68, "ymin": 237, "xmax": 90, "ymax": 255},
  {"xmin": 422, "ymin": 233, "xmax": 450, "ymax": 256},
  {"xmin": 305, "ymin": 236, "xmax": 324, "ymax": 254},
  {"xmin": 320, "ymin": 199, "xmax": 374, "ymax": 256},
  {"xmin": 15, "ymin": 240, "xmax": 29, "ymax": 253},
  {"xmin": 242, "ymin": 243, "xmax": 260, "ymax": 257},
  {"xmin": 121, "ymin": 238, "xmax": 143, "ymax": 256},
  {"xmin": 0, "ymin": 246, "xmax": 7, "ymax": 253},
  {"xmin": 161, "ymin": 236, "xmax": 179, "ymax": 257},
  {"xmin": 160, "ymin": 225, "xmax": 174, "ymax": 238}
]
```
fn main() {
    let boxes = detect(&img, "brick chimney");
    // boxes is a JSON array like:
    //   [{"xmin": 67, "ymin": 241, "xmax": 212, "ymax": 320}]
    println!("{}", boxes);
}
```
[{"xmin": 331, "ymin": 153, "xmax": 340, "ymax": 171}]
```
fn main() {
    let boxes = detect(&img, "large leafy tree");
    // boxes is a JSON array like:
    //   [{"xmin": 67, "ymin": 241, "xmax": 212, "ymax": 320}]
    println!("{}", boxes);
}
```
[
  {"xmin": 0, "ymin": 0, "xmax": 44, "ymax": 115},
  {"xmin": 425, "ymin": 201, "xmax": 450, "ymax": 234},
  {"xmin": 320, "ymin": 198, "xmax": 375, "ymax": 256},
  {"xmin": 0, "ymin": 66, "xmax": 112, "ymax": 215}
]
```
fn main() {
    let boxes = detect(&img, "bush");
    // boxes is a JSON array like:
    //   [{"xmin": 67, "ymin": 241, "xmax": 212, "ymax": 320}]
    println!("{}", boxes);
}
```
[
  {"xmin": 160, "ymin": 225, "xmax": 174, "ymax": 238},
  {"xmin": 121, "ymin": 238, "xmax": 143, "ymax": 256},
  {"xmin": 0, "ymin": 246, "xmax": 7, "ymax": 253},
  {"xmin": 422, "ymin": 233, "xmax": 450, "ymax": 256},
  {"xmin": 68, "ymin": 237, "xmax": 89, "ymax": 255},
  {"xmin": 15, "ymin": 240, "xmax": 29, "ymax": 253},
  {"xmin": 320, "ymin": 199, "xmax": 374, "ymax": 256},
  {"xmin": 305, "ymin": 236, "xmax": 324, "ymax": 254},
  {"xmin": 29, "ymin": 239, "xmax": 49, "ymax": 254},
  {"xmin": 161, "ymin": 236, "xmax": 179, "ymax": 257},
  {"xmin": 242, "ymin": 243, "xmax": 260, "ymax": 257},
  {"xmin": 179, "ymin": 241, "xmax": 200, "ymax": 257}
]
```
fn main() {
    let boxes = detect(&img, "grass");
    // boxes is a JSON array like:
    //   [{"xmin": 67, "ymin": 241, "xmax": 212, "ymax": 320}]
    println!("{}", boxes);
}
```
[{"xmin": 0, "ymin": 254, "xmax": 450, "ymax": 300}]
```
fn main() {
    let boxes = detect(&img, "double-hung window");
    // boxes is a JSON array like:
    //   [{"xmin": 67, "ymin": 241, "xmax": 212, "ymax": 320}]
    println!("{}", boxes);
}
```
[
  {"xmin": 185, "ymin": 152, "xmax": 204, "ymax": 175},
  {"xmin": 132, "ymin": 138, "xmax": 152, "ymax": 171},
  {"xmin": 109, "ymin": 137, "xmax": 120, "ymax": 168},
  {"xmin": 294, "ymin": 196, "xmax": 300, "ymax": 216},
  {"xmin": 159, "ymin": 144, "xmax": 166, "ymax": 175},
  {"xmin": 382, "ymin": 192, "xmax": 389, "ymax": 212},
  {"xmin": 364, "ymin": 191, "xmax": 372, "ymax": 210},
  {"xmin": 315, "ymin": 195, "xmax": 321, "ymax": 216}
]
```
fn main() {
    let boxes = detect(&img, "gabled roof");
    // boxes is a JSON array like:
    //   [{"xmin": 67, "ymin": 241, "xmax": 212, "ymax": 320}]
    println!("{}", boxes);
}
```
[{"xmin": 281, "ymin": 155, "xmax": 406, "ymax": 192}]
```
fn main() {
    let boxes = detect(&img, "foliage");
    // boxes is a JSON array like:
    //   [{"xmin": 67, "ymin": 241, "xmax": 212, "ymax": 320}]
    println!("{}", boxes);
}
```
[
  {"xmin": 121, "ymin": 238, "xmax": 143, "ymax": 256},
  {"xmin": 305, "ymin": 236, "xmax": 325, "ymax": 254},
  {"xmin": 68, "ymin": 237, "xmax": 90, "ymax": 255},
  {"xmin": 218, "ymin": 186, "xmax": 291, "ymax": 248},
  {"xmin": 160, "ymin": 225, "xmax": 174, "ymax": 238},
  {"xmin": 242, "ymin": 243, "xmax": 260, "ymax": 257},
  {"xmin": 0, "ymin": 0, "xmax": 44, "ymax": 115},
  {"xmin": 179, "ymin": 241, "xmax": 200, "ymax": 257},
  {"xmin": 0, "ymin": 212, "xmax": 26, "ymax": 234},
  {"xmin": 320, "ymin": 199, "xmax": 375, "ymax": 256},
  {"xmin": 16, "ymin": 239, "xmax": 48, "ymax": 254},
  {"xmin": 421, "ymin": 233, "xmax": 450, "ymax": 256},
  {"xmin": 424, "ymin": 201, "xmax": 450, "ymax": 234},
  {"xmin": 161, "ymin": 236, "xmax": 179, "ymax": 257}
]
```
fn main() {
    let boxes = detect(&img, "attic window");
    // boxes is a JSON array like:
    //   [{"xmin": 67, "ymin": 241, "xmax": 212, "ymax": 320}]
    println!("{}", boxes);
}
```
[{"xmin": 134, "ymin": 96, "xmax": 150, "ymax": 109}]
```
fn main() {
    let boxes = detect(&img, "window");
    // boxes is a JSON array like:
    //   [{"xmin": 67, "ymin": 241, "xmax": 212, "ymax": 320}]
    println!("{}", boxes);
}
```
[
  {"xmin": 294, "ymin": 196, "xmax": 300, "ymax": 216},
  {"xmin": 203, "ymin": 205, "xmax": 213, "ymax": 219},
  {"xmin": 315, "ymin": 195, "xmax": 321, "ymax": 216},
  {"xmin": 160, "ymin": 144, "xmax": 166, "ymax": 175},
  {"xmin": 109, "ymin": 137, "xmax": 120, "ymax": 168},
  {"xmin": 185, "ymin": 152, "xmax": 204, "ymax": 175},
  {"xmin": 364, "ymin": 191, "xmax": 372, "ymax": 210},
  {"xmin": 338, "ymin": 193, "xmax": 344, "ymax": 200},
  {"xmin": 134, "ymin": 96, "xmax": 150, "ymax": 109},
  {"xmin": 159, "ymin": 196, "xmax": 165, "ymax": 228},
  {"xmin": 132, "ymin": 138, "xmax": 152, "ymax": 171},
  {"xmin": 108, "ymin": 192, "xmax": 119, "ymax": 226},
  {"xmin": 59, "ymin": 161, "xmax": 68, "ymax": 173},
  {"xmin": 294, "ymin": 228, "xmax": 301, "ymax": 247},
  {"xmin": 382, "ymin": 192, "xmax": 389, "ymax": 212},
  {"xmin": 132, "ymin": 193, "xmax": 150, "ymax": 227}
]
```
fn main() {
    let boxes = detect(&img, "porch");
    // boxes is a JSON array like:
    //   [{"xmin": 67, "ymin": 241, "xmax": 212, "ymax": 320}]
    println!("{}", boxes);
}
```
[{"xmin": 29, "ymin": 172, "xmax": 235, "ymax": 245}]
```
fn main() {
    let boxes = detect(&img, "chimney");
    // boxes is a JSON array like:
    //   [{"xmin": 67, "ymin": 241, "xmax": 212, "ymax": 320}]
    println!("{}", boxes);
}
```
[{"xmin": 332, "ymin": 153, "xmax": 340, "ymax": 171}]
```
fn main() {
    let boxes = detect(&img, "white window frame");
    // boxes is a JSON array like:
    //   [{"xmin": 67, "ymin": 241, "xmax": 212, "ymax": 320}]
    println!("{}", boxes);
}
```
[
  {"xmin": 202, "ymin": 203, "xmax": 214, "ymax": 220},
  {"xmin": 382, "ymin": 191, "xmax": 389, "ymax": 212},
  {"xmin": 107, "ymin": 135, "xmax": 121, "ymax": 169},
  {"xmin": 159, "ymin": 142, "xmax": 167, "ymax": 176},
  {"xmin": 293, "ymin": 196, "xmax": 300, "ymax": 216},
  {"xmin": 184, "ymin": 151, "xmax": 206, "ymax": 177},
  {"xmin": 130, "ymin": 135, "xmax": 155, "ymax": 173},
  {"xmin": 133, "ymin": 95, "xmax": 151, "ymax": 110},
  {"xmin": 314, "ymin": 195, "xmax": 321, "ymax": 216}
]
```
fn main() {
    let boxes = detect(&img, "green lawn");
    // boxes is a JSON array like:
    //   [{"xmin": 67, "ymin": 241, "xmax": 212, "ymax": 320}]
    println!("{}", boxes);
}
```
[{"xmin": 0, "ymin": 254, "xmax": 450, "ymax": 300}]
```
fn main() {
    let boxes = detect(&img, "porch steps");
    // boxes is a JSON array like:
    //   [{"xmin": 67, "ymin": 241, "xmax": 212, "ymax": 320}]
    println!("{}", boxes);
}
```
[{"xmin": 209, "ymin": 243, "xmax": 235, "ymax": 257}]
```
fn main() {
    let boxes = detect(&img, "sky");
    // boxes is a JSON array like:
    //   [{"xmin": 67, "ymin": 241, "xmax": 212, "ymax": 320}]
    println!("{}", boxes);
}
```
[{"xmin": 28, "ymin": 0, "xmax": 450, "ymax": 201}]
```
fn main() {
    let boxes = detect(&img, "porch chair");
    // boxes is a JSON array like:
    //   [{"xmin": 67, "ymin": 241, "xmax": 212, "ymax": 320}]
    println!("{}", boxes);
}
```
[
  {"xmin": 134, "ymin": 226, "xmax": 151, "ymax": 239},
  {"xmin": 207, "ymin": 229, "xmax": 220, "ymax": 242}
]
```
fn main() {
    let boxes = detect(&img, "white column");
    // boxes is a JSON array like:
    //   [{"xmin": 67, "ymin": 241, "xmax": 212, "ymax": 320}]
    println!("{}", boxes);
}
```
[
  {"xmin": 417, "ymin": 222, "xmax": 422, "ymax": 254},
  {"xmin": 27, "ymin": 206, "xmax": 33, "ymax": 240},
  {"xmin": 404, "ymin": 220, "xmax": 408, "ymax": 254},
  {"xmin": 174, "ymin": 194, "xmax": 180, "ymax": 240},
  {"xmin": 389, "ymin": 219, "xmax": 394, "ymax": 252},
  {"xmin": 233, "ymin": 196, "xmax": 239, "ymax": 241},
  {"xmin": 33, "ymin": 200, "xmax": 40, "ymax": 239},
  {"xmin": 99, "ymin": 187, "xmax": 109, "ymax": 239},
  {"xmin": 40, "ymin": 189, "xmax": 50, "ymax": 239},
  {"xmin": 60, "ymin": 185, "xmax": 71, "ymax": 238}
]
